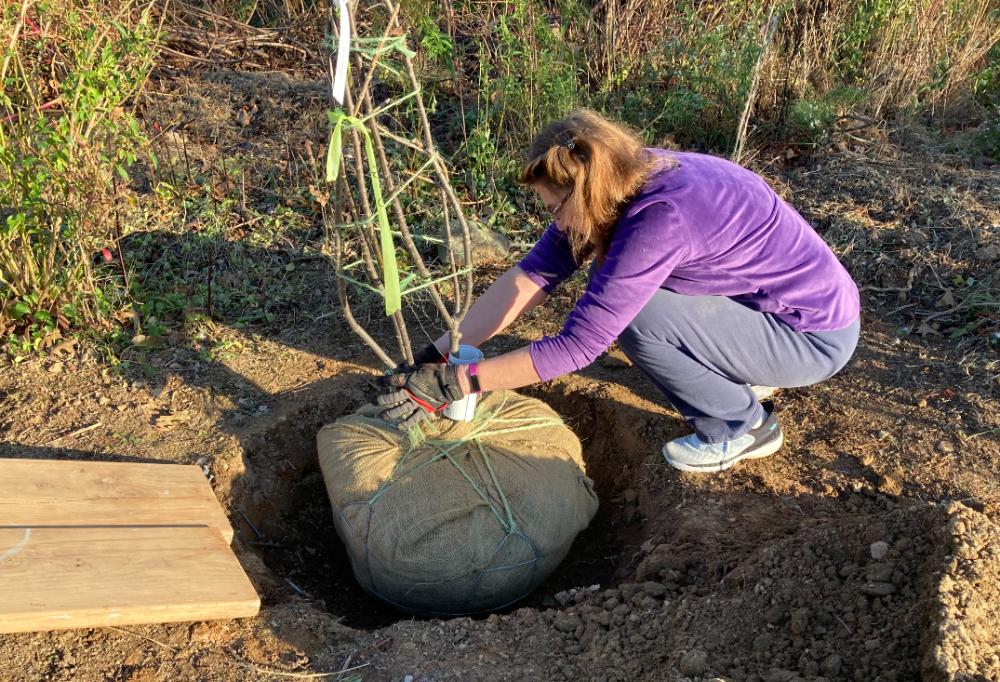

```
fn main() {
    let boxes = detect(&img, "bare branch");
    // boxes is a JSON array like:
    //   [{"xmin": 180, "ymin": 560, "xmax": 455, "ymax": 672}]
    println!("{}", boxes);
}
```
[{"xmin": 326, "ymin": 1, "xmax": 480, "ymax": 362}]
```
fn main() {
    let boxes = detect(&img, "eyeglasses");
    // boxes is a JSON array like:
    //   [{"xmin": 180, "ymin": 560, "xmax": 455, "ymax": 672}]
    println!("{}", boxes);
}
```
[{"xmin": 549, "ymin": 187, "xmax": 573, "ymax": 220}]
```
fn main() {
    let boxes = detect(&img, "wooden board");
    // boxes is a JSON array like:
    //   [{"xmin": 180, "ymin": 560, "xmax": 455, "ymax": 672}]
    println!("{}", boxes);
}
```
[
  {"xmin": 0, "ymin": 526, "xmax": 259, "ymax": 633},
  {"xmin": 0, "ymin": 458, "xmax": 234, "ymax": 543}
]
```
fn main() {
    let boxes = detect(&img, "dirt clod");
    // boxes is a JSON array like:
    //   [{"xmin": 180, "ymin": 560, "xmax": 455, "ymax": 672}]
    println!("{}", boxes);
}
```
[
  {"xmin": 679, "ymin": 649, "xmax": 708, "ymax": 676},
  {"xmin": 935, "ymin": 440, "xmax": 956, "ymax": 454},
  {"xmin": 862, "ymin": 581, "xmax": 897, "ymax": 596}
]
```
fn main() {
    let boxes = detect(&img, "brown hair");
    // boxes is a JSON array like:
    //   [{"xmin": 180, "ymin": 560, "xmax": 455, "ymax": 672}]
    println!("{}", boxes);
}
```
[{"xmin": 520, "ymin": 109, "xmax": 668, "ymax": 261}]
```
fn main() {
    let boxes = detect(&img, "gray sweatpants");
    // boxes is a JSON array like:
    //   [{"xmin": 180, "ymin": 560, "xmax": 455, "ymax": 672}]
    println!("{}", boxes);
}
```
[{"xmin": 616, "ymin": 288, "xmax": 860, "ymax": 443}]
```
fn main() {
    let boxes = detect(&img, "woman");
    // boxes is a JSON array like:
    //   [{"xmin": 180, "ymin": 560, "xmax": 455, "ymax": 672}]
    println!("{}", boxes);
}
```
[{"xmin": 378, "ymin": 109, "xmax": 860, "ymax": 473}]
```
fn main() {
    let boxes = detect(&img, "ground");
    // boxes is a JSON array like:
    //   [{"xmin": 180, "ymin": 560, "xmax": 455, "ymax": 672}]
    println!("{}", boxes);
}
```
[{"xmin": 1, "ymin": 68, "xmax": 999, "ymax": 682}]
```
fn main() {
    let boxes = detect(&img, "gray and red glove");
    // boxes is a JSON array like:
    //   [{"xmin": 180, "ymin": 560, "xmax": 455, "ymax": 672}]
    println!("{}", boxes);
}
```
[
  {"xmin": 390, "ymin": 343, "xmax": 446, "ymax": 375},
  {"xmin": 377, "ymin": 363, "xmax": 467, "ymax": 431}
]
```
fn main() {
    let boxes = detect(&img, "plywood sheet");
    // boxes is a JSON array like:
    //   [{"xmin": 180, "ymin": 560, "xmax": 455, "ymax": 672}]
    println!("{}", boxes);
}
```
[
  {"xmin": 0, "ymin": 458, "xmax": 233, "ymax": 543},
  {"xmin": 0, "ymin": 526, "xmax": 259, "ymax": 633}
]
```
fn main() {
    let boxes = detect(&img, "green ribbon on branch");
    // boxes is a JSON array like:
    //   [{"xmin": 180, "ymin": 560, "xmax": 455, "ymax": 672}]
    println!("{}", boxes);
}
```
[
  {"xmin": 326, "ymin": 108, "xmax": 401, "ymax": 317},
  {"xmin": 353, "ymin": 35, "xmax": 417, "ymax": 59}
]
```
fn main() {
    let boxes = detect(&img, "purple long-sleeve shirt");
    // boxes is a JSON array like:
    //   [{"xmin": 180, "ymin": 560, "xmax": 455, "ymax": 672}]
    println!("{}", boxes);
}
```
[{"xmin": 517, "ymin": 150, "xmax": 860, "ymax": 382}]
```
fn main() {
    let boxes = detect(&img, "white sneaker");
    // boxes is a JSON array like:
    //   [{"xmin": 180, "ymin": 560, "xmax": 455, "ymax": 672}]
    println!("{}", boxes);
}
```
[
  {"xmin": 663, "ymin": 408, "xmax": 784, "ymax": 473},
  {"xmin": 750, "ymin": 385, "xmax": 777, "ymax": 400}
]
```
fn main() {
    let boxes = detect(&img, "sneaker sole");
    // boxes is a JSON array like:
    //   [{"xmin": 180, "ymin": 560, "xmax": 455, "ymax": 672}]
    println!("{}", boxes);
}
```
[
  {"xmin": 751, "ymin": 386, "xmax": 778, "ymax": 400},
  {"xmin": 662, "ymin": 431, "xmax": 784, "ymax": 474}
]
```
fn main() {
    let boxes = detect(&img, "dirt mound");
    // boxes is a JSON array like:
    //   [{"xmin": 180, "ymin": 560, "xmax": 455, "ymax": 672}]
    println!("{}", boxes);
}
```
[
  {"xmin": 362, "ymin": 501, "xmax": 964, "ymax": 681},
  {"xmin": 923, "ymin": 503, "xmax": 1000, "ymax": 681}
]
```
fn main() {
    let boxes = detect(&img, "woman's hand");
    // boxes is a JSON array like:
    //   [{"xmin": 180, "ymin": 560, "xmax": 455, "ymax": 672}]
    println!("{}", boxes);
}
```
[{"xmin": 376, "ymin": 364, "xmax": 467, "ymax": 430}]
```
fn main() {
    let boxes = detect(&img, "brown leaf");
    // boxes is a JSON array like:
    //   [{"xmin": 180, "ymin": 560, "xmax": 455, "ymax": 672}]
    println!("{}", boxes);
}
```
[
  {"xmin": 308, "ymin": 184, "xmax": 328, "ymax": 207},
  {"xmin": 51, "ymin": 338, "xmax": 78, "ymax": 356},
  {"xmin": 936, "ymin": 289, "xmax": 956, "ymax": 308}
]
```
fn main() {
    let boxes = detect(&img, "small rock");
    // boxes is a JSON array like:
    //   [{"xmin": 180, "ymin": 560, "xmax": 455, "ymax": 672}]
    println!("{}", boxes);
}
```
[
  {"xmin": 679, "ymin": 649, "xmax": 708, "ymax": 676},
  {"xmin": 878, "ymin": 468, "xmax": 904, "ymax": 496},
  {"xmin": 98, "ymin": 396, "xmax": 111, "ymax": 406},
  {"xmin": 870, "ymin": 541, "xmax": 890, "ymax": 560},
  {"xmin": 47, "ymin": 362, "xmax": 64, "ymax": 374},
  {"xmin": 822, "ymin": 654, "xmax": 842, "ymax": 676},
  {"xmin": 598, "ymin": 353, "xmax": 632, "ymax": 369},
  {"xmin": 861, "ymin": 581, "xmax": 896, "ymax": 596},
  {"xmin": 403, "ymin": 676, "xmax": 414, "ymax": 682},
  {"xmin": 935, "ymin": 440, "xmax": 955, "ymax": 454},
  {"xmin": 437, "ymin": 223, "xmax": 511, "ymax": 266}
]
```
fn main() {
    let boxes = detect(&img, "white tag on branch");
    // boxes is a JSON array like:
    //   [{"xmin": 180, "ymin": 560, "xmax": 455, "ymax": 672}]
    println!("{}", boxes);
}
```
[{"xmin": 332, "ymin": 0, "xmax": 351, "ymax": 107}]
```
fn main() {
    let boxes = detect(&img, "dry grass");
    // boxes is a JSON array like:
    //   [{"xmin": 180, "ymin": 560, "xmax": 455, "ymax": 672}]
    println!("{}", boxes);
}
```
[{"xmin": 1, "ymin": 0, "xmax": 159, "ymax": 354}]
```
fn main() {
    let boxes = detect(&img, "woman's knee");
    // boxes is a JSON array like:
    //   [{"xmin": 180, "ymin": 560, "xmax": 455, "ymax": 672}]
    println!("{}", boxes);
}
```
[
  {"xmin": 801, "ymin": 318, "xmax": 861, "ymax": 385},
  {"xmin": 618, "ymin": 291, "xmax": 711, "ymax": 360}
]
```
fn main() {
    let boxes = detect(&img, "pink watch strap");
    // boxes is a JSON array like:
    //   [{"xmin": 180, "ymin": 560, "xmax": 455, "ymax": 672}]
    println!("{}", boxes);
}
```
[{"xmin": 467, "ymin": 362, "xmax": 482, "ymax": 394}]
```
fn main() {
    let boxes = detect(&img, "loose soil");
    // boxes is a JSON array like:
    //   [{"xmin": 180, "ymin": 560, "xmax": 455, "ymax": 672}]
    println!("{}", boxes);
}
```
[{"xmin": 1, "ymin": 67, "xmax": 999, "ymax": 681}]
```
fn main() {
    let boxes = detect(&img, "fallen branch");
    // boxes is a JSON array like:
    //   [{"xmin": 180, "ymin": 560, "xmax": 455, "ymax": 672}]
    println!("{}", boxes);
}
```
[{"xmin": 44, "ymin": 421, "xmax": 102, "ymax": 446}]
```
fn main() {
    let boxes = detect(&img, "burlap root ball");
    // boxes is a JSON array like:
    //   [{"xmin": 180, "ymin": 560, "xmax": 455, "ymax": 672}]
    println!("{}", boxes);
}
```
[{"xmin": 316, "ymin": 390, "xmax": 598, "ymax": 615}]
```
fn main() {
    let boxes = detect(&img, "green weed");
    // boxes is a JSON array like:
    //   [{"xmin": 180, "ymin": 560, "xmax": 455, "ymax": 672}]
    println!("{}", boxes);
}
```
[{"xmin": 0, "ymin": 0, "xmax": 158, "ymax": 359}]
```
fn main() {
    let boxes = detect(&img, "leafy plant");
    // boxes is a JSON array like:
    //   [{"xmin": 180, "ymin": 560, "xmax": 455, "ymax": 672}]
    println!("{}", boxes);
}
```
[
  {"xmin": 418, "ymin": 16, "xmax": 454, "ymax": 70},
  {"xmin": 0, "ymin": 0, "xmax": 158, "ymax": 358}
]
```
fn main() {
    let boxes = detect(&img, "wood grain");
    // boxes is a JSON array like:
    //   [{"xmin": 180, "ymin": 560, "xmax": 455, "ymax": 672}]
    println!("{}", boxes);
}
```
[
  {"xmin": 0, "ymin": 526, "xmax": 259, "ymax": 633},
  {"xmin": 0, "ymin": 458, "xmax": 234, "ymax": 543}
]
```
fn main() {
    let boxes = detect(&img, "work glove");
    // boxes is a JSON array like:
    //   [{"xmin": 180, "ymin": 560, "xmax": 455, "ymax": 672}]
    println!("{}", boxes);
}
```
[
  {"xmin": 376, "ymin": 363, "xmax": 466, "ymax": 431},
  {"xmin": 387, "ymin": 343, "xmax": 447, "ymax": 376}
]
